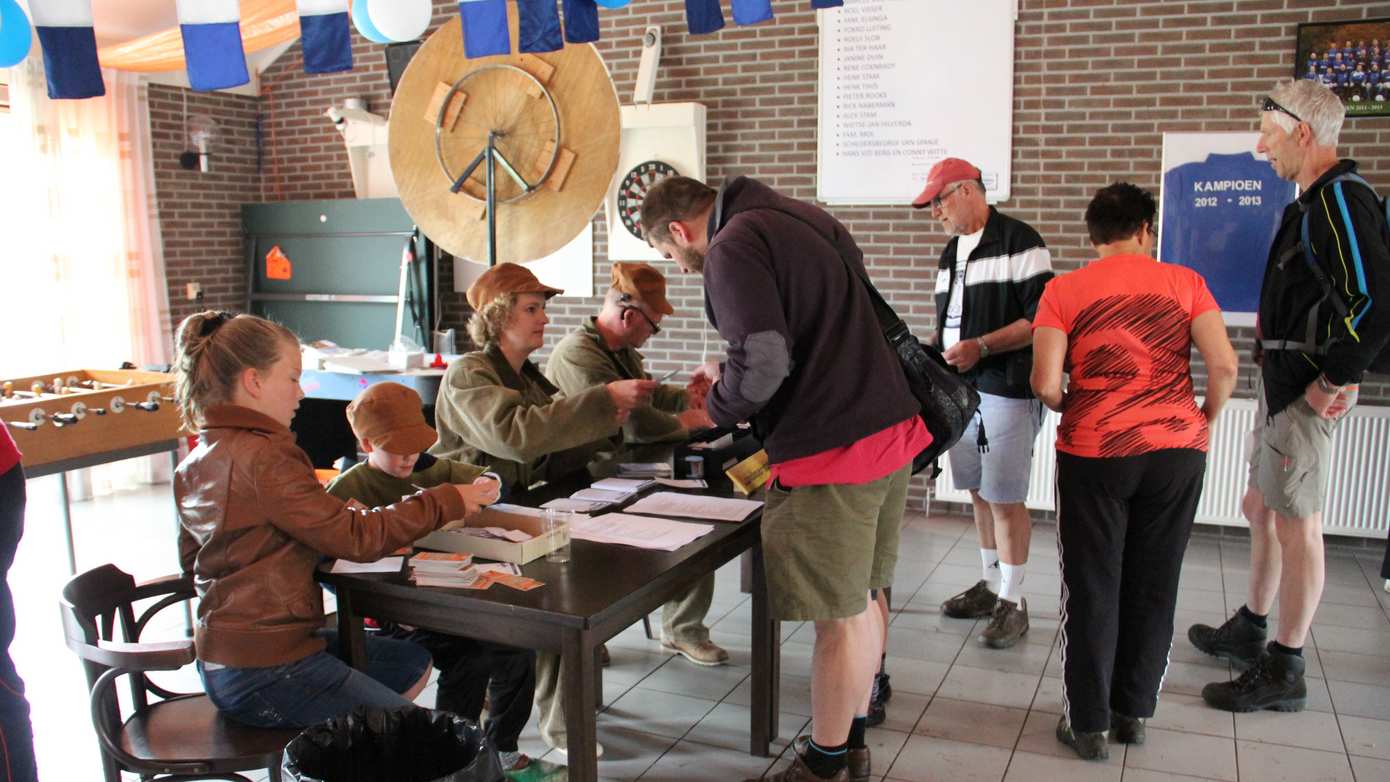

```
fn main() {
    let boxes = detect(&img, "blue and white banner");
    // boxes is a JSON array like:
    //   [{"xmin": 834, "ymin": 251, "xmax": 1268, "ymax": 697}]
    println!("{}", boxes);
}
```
[
  {"xmin": 297, "ymin": 0, "xmax": 352, "ymax": 74},
  {"xmin": 517, "ymin": 0, "xmax": 562, "ymax": 53},
  {"xmin": 685, "ymin": 0, "xmax": 724, "ymax": 35},
  {"xmin": 459, "ymin": 0, "xmax": 510, "ymax": 58},
  {"xmin": 561, "ymin": 0, "xmax": 598, "ymax": 43},
  {"xmin": 811, "ymin": 0, "xmax": 844, "ymax": 8},
  {"xmin": 1159, "ymin": 133, "xmax": 1296, "ymax": 325},
  {"xmin": 732, "ymin": 0, "xmax": 773, "ymax": 26},
  {"xmin": 177, "ymin": 0, "xmax": 250, "ymax": 91},
  {"xmin": 30, "ymin": 0, "xmax": 104, "ymax": 99}
]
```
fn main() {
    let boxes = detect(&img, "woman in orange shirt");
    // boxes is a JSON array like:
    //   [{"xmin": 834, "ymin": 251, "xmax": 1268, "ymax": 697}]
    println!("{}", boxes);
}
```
[{"xmin": 1031, "ymin": 183, "xmax": 1238, "ymax": 760}]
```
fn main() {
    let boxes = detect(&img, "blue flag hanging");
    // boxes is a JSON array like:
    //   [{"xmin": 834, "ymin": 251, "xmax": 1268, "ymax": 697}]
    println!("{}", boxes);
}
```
[
  {"xmin": 518, "ymin": 0, "xmax": 563, "ymax": 53},
  {"xmin": 297, "ymin": 0, "xmax": 352, "ymax": 74},
  {"xmin": 177, "ymin": 0, "xmax": 250, "ymax": 91},
  {"xmin": 30, "ymin": 0, "xmax": 104, "ymax": 99},
  {"xmin": 685, "ymin": 0, "xmax": 724, "ymax": 36},
  {"xmin": 811, "ymin": 0, "xmax": 844, "ymax": 8},
  {"xmin": 459, "ymin": 0, "xmax": 511, "ymax": 58},
  {"xmin": 562, "ymin": 0, "xmax": 599, "ymax": 43},
  {"xmin": 732, "ymin": 0, "xmax": 773, "ymax": 25}
]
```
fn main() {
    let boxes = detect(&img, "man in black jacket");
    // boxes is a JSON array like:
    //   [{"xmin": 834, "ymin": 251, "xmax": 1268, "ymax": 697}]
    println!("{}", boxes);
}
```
[
  {"xmin": 1193, "ymin": 79, "xmax": 1389, "ymax": 713},
  {"xmin": 642, "ymin": 176, "xmax": 931, "ymax": 782},
  {"xmin": 914, "ymin": 158, "xmax": 1053, "ymax": 650}
]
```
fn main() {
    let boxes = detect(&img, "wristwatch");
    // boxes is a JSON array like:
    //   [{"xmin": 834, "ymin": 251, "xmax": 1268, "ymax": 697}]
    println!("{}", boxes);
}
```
[{"xmin": 977, "ymin": 338, "xmax": 991, "ymax": 359}]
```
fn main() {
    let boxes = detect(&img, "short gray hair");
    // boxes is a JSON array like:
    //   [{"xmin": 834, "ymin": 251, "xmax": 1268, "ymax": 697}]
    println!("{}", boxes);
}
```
[{"xmin": 1266, "ymin": 79, "xmax": 1345, "ymax": 146}]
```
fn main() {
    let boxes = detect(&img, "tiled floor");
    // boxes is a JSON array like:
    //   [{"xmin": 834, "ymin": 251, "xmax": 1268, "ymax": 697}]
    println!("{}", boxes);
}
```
[{"xmin": 16, "ymin": 477, "xmax": 1390, "ymax": 781}]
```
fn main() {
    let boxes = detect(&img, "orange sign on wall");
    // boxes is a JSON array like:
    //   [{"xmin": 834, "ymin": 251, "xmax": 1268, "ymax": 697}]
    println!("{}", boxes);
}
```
[{"xmin": 265, "ymin": 245, "xmax": 293, "ymax": 280}]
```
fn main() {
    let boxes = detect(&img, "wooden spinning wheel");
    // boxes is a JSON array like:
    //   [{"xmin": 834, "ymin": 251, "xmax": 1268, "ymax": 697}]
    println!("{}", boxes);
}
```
[{"xmin": 389, "ymin": 9, "xmax": 621, "ymax": 265}]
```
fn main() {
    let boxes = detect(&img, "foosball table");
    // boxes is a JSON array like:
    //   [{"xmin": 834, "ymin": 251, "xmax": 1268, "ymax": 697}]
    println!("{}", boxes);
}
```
[{"xmin": 2, "ymin": 368, "xmax": 187, "ymax": 572}]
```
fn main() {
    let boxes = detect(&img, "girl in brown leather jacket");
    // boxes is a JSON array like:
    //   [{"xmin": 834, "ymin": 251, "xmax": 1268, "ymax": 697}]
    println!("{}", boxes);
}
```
[{"xmin": 172, "ymin": 311, "xmax": 495, "ymax": 728}]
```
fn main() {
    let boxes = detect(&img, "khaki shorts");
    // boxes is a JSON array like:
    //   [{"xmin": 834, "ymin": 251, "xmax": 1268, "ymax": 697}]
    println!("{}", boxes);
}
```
[
  {"xmin": 760, "ymin": 464, "xmax": 911, "ymax": 621},
  {"xmin": 1247, "ymin": 391, "xmax": 1335, "ymax": 520}
]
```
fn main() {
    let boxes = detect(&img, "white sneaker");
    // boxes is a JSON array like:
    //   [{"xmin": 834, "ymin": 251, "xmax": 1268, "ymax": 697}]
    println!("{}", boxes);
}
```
[{"xmin": 549, "ymin": 742, "xmax": 605, "ymax": 762}]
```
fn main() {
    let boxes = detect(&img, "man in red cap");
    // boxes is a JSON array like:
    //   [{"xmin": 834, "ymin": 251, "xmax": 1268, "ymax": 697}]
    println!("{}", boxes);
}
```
[{"xmin": 912, "ymin": 158, "xmax": 1053, "ymax": 650}]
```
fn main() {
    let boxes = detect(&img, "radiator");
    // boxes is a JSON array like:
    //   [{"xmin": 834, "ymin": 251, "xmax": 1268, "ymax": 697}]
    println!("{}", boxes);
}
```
[{"xmin": 934, "ymin": 398, "xmax": 1390, "ymax": 539}]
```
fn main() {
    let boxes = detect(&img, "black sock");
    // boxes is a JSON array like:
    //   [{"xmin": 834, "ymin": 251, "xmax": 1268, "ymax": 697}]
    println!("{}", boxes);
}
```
[
  {"xmin": 1239, "ymin": 604, "xmax": 1268, "ymax": 628},
  {"xmin": 802, "ymin": 739, "xmax": 848, "ymax": 778},
  {"xmin": 1271, "ymin": 641, "xmax": 1303, "ymax": 657},
  {"xmin": 879, "ymin": 653, "xmax": 886, "ymax": 675},
  {"xmin": 848, "ymin": 716, "xmax": 867, "ymax": 749}
]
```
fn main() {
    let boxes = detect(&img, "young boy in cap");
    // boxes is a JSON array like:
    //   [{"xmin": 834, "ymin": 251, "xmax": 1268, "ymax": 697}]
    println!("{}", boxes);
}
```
[{"xmin": 325, "ymin": 381, "xmax": 535, "ymax": 770}]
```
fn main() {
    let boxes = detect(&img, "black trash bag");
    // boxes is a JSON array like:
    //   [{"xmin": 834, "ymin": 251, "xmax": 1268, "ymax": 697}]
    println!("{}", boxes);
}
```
[{"xmin": 283, "ymin": 705, "xmax": 504, "ymax": 782}]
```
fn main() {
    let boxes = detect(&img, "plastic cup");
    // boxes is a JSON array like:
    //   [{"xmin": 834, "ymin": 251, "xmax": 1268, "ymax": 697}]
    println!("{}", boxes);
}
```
[{"xmin": 544, "ymin": 508, "xmax": 572, "ymax": 563}]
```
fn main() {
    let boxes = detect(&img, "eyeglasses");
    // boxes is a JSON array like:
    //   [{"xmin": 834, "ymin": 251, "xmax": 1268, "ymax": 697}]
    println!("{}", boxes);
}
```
[
  {"xmin": 931, "ymin": 182, "xmax": 966, "ymax": 210},
  {"xmin": 622, "ymin": 305, "xmax": 661, "ymax": 335},
  {"xmin": 1262, "ymin": 95, "xmax": 1304, "ymax": 124}
]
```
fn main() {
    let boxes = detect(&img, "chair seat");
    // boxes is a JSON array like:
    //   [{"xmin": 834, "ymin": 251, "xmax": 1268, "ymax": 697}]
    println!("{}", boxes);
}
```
[{"xmin": 119, "ymin": 695, "xmax": 300, "ymax": 771}]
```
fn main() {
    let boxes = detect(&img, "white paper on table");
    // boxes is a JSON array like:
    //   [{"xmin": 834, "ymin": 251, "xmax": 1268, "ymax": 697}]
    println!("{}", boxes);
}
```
[
  {"xmin": 654, "ymin": 478, "xmax": 708, "ymax": 489},
  {"xmin": 571, "ymin": 513, "xmax": 713, "ymax": 551},
  {"xmin": 590, "ymin": 477, "xmax": 654, "ymax": 492},
  {"xmin": 541, "ymin": 498, "xmax": 607, "ymax": 513},
  {"xmin": 569, "ymin": 487, "xmax": 632, "ymax": 503},
  {"xmin": 623, "ymin": 492, "xmax": 763, "ymax": 522},
  {"xmin": 482, "ymin": 526, "xmax": 533, "ymax": 542},
  {"xmin": 330, "ymin": 557, "xmax": 403, "ymax": 574}
]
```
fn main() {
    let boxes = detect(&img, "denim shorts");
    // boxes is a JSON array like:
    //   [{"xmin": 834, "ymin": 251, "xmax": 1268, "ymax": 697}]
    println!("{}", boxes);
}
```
[
  {"xmin": 947, "ymin": 393, "xmax": 1044, "ymax": 504},
  {"xmin": 198, "ymin": 630, "xmax": 432, "ymax": 728}
]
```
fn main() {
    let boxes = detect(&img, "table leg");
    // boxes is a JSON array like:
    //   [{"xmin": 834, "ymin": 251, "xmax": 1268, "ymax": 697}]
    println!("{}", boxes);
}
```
[
  {"xmin": 750, "ymin": 542, "xmax": 779, "ymax": 756},
  {"xmin": 561, "ymin": 626, "xmax": 599, "ymax": 782},
  {"xmin": 335, "ymin": 588, "xmax": 367, "ymax": 669},
  {"xmin": 58, "ymin": 472, "xmax": 76, "ymax": 574}
]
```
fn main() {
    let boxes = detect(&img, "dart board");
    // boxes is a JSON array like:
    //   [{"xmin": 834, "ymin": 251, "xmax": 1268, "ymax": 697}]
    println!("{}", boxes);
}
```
[{"xmin": 616, "ymin": 160, "xmax": 679, "ymax": 239}]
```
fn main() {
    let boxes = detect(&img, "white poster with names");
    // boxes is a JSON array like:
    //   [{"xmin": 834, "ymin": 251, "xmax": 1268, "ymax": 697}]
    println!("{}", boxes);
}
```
[{"xmin": 817, "ymin": 0, "xmax": 1016, "ymax": 205}]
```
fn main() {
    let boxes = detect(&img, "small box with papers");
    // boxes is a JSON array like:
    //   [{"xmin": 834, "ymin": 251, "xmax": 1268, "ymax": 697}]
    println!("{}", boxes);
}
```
[{"xmin": 414, "ymin": 504, "xmax": 564, "ymax": 565}]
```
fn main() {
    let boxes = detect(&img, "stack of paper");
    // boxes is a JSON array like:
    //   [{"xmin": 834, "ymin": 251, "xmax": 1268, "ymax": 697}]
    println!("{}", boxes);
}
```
[
  {"xmin": 571, "ymin": 513, "xmax": 713, "ymax": 551},
  {"xmin": 409, "ymin": 551, "xmax": 473, "ymax": 573},
  {"xmin": 623, "ymin": 492, "xmax": 764, "ymax": 522},
  {"xmin": 456, "ymin": 527, "xmax": 534, "ymax": 543},
  {"xmin": 540, "ymin": 498, "xmax": 607, "ymax": 513},
  {"xmin": 412, "ymin": 567, "xmax": 483, "ymax": 588},
  {"xmin": 568, "ymin": 477, "xmax": 654, "ymax": 505},
  {"xmin": 330, "ymin": 556, "xmax": 403, "ymax": 574}
]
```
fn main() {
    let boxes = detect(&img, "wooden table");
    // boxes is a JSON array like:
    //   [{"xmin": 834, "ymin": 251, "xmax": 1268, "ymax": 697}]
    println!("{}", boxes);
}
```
[{"xmin": 318, "ymin": 478, "xmax": 780, "ymax": 782}]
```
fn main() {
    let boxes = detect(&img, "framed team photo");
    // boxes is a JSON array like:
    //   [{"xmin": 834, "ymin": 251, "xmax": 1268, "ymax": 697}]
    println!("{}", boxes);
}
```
[{"xmin": 1295, "ymin": 18, "xmax": 1390, "ymax": 118}]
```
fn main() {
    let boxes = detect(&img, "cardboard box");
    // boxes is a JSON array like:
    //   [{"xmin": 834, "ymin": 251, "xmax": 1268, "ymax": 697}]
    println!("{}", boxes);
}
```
[{"xmin": 414, "ymin": 505, "xmax": 565, "ymax": 565}]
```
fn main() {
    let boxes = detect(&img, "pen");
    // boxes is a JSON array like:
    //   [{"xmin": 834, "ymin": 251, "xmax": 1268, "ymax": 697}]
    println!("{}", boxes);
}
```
[{"xmin": 656, "ymin": 367, "xmax": 679, "ymax": 383}]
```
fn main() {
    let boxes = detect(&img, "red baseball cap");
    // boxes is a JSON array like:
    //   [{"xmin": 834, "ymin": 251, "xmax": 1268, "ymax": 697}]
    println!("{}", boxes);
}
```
[{"xmin": 911, "ymin": 158, "xmax": 982, "ymax": 209}]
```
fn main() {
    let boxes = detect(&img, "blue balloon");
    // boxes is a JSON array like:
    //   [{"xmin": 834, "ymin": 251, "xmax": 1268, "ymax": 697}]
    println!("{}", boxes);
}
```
[
  {"xmin": 351, "ymin": 0, "xmax": 392, "ymax": 44},
  {"xmin": 595, "ymin": 0, "xmax": 631, "ymax": 7},
  {"xmin": 0, "ymin": 0, "xmax": 32, "ymax": 68}
]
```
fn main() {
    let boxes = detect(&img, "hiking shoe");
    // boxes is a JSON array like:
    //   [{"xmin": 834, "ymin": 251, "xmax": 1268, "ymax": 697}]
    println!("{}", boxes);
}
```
[
  {"xmin": 792, "ymin": 736, "xmax": 867, "ymax": 782},
  {"xmin": 751, "ymin": 745, "xmax": 848, "ymax": 782},
  {"xmin": 1201, "ymin": 642, "xmax": 1307, "ymax": 713},
  {"xmin": 662, "ymin": 637, "xmax": 730, "ymax": 666},
  {"xmin": 1110, "ymin": 713, "xmax": 1145, "ymax": 745},
  {"xmin": 874, "ymin": 672, "xmax": 892, "ymax": 703},
  {"xmin": 1056, "ymin": 716, "xmax": 1109, "ymax": 761},
  {"xmin": 1188, "ymin": 609, "xmax": 1266, "ymax": 669},
  {"xmin": 979, "ymin": 597, "xmax": 1029, "ymax": 649},
  {"xmin": 942, "ymin": 580, "xmax": 998, "ymax": 619}
]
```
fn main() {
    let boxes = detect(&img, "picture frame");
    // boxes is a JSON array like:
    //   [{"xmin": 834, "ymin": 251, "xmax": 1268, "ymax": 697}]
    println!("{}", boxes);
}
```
[{"xmin": 1294, "ymin": 18, "xmax": 1390, "ymax": 118}]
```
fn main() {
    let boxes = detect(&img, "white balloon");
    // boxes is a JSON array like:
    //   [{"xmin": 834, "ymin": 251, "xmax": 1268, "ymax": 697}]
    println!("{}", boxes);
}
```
[{"xmin": 367, "ymin": 0, "xmax": 431, "ymax": 43}]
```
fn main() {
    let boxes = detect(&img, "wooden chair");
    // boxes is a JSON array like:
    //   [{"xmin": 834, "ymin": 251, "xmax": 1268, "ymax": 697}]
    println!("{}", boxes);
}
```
[{"xmin": 60, "ymin": 564, "xmax": 302, "ymax": 782}]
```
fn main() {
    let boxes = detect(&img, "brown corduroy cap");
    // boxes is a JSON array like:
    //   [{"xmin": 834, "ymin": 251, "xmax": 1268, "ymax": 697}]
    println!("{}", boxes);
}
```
[
  {"xmin": 346, "ymin": 382, "xmax": 438, "ymax": 456},
  {"xmin": 465, "ymin": 262, "xmax": 563, "ymax": 310},
  {"xmin": 611, "ymin": 262, "xmax": 674, "ymax": 316}
]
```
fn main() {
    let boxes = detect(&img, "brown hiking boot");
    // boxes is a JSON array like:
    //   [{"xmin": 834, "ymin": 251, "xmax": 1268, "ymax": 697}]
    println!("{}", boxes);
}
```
[
  {"xmin": 791, "ymin": 736, "xmax": 868, "ymax": 782},
  {"xmin": 750, "ymin": 747, "xmax": 848, "ymax": 782},
  {"xmin": 978, "ymin": 597, "xmax": 1029, "ymax": 648},
  {"xmin": 941, "ymin": 579, "xmax": 998, "ymax": 619}
]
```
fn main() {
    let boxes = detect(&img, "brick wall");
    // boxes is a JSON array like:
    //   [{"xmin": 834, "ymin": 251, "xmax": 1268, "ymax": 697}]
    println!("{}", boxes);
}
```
[
  {"xmin": 149, "ymin": 84, "xmax": 261, "ymax": 335},
  {"xmin": 155, "ymin": 0, "xmax": 1390, "ymax": 503}
]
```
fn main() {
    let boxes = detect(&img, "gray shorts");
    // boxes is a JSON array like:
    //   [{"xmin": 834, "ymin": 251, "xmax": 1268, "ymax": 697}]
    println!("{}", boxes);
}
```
[
  {"xmin": 1247, "ymin": 388, "xmax": 1336, "ymax": 520},
  {"xmin": 947, "ymin": 392, "xmax": 1043, "ymax": 504}
]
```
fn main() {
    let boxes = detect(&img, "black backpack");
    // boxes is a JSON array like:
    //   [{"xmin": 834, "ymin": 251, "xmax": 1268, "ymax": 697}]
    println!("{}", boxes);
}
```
[{"xmin": 1263, "ymin": 171, "xmax": 1390, "ymax": 376}]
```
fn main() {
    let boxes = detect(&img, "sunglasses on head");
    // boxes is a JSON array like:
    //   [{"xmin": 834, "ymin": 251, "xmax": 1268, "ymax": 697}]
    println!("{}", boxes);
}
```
[{"xmin": 1262, "ymin": 95, "xmax": 1304, "ymax": 124}]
